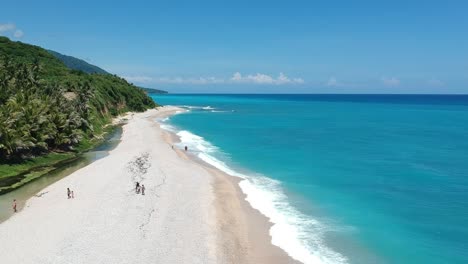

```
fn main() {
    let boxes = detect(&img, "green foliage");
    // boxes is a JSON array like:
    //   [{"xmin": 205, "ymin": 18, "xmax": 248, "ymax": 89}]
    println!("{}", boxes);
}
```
[
  {"xmin": 139, "ymin": 86, "xmax": 168, "ymax": 94},
  {"xmin": 0, "ymin": 37, "xmax": 68, "ymax": 78},
  {"xmin": 47, "ymin": 50, "xmax": 109, "ymax": 74},
  {"xmin": 0, "ymin": 152, "xmax": 73, "ymax": 180},
  {"xmin": 0, "ymin": 36, "xmax": 156, "ymax": 161},
  {"xmin": 0, "ymin": 152, "xmax": 75, "ymax": 194}
]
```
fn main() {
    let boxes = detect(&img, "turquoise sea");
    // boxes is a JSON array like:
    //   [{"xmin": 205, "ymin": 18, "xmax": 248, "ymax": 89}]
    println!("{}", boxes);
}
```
[{"xmin": 150, "ymin": 94, "xmax": 468, "ymax": 264}]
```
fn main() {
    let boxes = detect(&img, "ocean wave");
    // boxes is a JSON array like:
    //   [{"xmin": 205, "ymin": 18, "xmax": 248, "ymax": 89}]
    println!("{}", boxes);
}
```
[
  {"xmin": 175, "ymin": 105, "xmax": 230, "ymax": 112},
  {"xmin": 176, "ymin": 130, "xmax": 218, "ymax": 153},
  {"xmin": 176, "ymin": 105, "xmax": 214, "ymax": 110},
  {"xmin": 158, "ymin": 122, "xmax": 347, "ymax": 264},
  {"xmin": 159, "ymin": 124, "xmax": 177, "ymax": 132}
]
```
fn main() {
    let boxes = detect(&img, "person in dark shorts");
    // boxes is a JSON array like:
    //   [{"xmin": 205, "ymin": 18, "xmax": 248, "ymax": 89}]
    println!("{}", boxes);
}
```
[
  {"xmin": 12, "ymin": 199, "xmax": 17, "ymax": 213},
  {"xmin": 136, "ymin": 182, "xmax": 140, "ymax": 193},
  {"xmin": 67, "ymin": 188, "xmax": 71, "ymax": 199}
]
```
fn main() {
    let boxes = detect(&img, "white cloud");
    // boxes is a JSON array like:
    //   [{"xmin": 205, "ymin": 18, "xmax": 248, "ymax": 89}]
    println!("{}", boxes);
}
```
[
  {"xmin": 124, "ymin": 75, "xmax": 225, "ymax": 85},
  {"xmin": 0, "ymin": 23, "xmax": 24, "ymax": 38},
  {"xmin": 13, "ymin": 30, "xmax": 23, "ymax": 38},
  {"xmin": 0, "ymin": 23, "xmax": 15, "ymax": 32},
  {"xmin": 153, "ymin": 76, "xmax": 225, "ymax": 85},
  {"xmin": 123, "ymin": 75, "xmax": 154, "ymax": 84},
  {"xmin": 428, "ymin": 78, "xmax": 444, "ymax": 87},
  {"xmin": 326, "ymin": 77, "xmax": 339, "ymax": 87},
  {"xmin": 325, "ymin": 77, "xmax": 359, "ymax": 88},
  {"xmin": 230, "ymin": 72, "xmax": 304, "ymax": 85},
  {"xmin": 293, "ymin": 78, "xmax": 305, "ymax": 84},
  {"xmin": 231, "ymin": 72, "xmax": 243, "ymax": 82},
  {"xmin": 382, "ymin": 77, "xmax": 400, "ymax": 86},
  {"xmin": 123, "ymin": 72, "xmax": 304, "ymax": 85}
]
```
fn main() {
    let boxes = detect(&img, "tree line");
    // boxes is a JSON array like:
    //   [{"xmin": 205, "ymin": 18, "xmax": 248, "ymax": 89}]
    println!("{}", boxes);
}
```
[{"xmin": 0, "ymin": 56, "xmax": 155, "ymax": 161}]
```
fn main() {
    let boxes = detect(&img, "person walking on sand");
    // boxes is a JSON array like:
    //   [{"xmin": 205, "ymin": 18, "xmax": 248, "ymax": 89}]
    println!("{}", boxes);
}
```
[
  {"xmin": 185, "ymin": 146, "xmax": 188, "ymax": 151},
  {"xmin": 12, "ymin": 199, "xmax": 17, "ymax": 213},
  {"xmin": 67, "ymin": 188, "xmax": 71, "ymax": 199},
  {"xmin": 141, "ymin": 184, "xmax": 145, "ymax": 195},
  {"xmin": 71, "ymin": 190, "xmax": 74, "ymax": 199},
  {"xmin": 136, "ymin": 182, "xmax": 140, "ymax": 194}
]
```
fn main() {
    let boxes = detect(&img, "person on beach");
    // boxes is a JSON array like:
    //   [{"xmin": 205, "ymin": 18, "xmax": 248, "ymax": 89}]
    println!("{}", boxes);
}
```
[
  {"xmin": 67, "ymin": 188, "xmax": 71, "ymax": 199},
  {"xmin": 141, "ymin": 184, "xmax": 145, "ymax": 195},
  {"xmin": 12, "ymin": 199, "xmax": 17, "ymax": 213},
  {"xmin": 136, "ymin": 182, "xmax": 140, "ymax": 193},
  {"xmin": 71, "ymin": 190, "xmax": 74, "ymax": 199},
  {"xmin": 185, "ymin": 146, "xmax": 188, "ymax": 151}
]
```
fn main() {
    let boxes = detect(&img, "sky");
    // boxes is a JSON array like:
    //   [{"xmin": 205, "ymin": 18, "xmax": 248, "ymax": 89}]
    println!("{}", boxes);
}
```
[{"xmin": 1, "ymin": 0, "xmax": 467, "ymax": 93}]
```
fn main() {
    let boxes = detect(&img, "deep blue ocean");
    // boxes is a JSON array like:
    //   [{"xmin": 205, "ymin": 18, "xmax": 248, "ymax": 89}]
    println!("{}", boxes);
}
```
[{"xmin": 150, "ymin": 94, "xmax": 468, "ymax": 264}]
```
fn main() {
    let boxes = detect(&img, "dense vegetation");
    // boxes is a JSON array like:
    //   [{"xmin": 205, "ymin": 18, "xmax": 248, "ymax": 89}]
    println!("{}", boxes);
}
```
[
  {"xmin": 0, "ymin": 36, "xmax": 156, "ymax": 161},
  {"xmin": 140, "ymin": 86, "xmax": 168, "ymax": 94},
  {"xmin": 47, "ymin": 50, "xmax": 109, "ymax": 74}
]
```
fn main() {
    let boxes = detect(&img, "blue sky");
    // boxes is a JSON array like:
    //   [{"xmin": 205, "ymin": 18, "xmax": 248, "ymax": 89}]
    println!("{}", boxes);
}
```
[{"xmin": 1, "ymin": 0, "xmax": 467, "ymax": 93}]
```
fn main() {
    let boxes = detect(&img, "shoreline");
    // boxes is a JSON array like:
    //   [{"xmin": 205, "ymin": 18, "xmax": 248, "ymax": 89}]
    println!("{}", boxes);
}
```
[
  {"xmin": 0, "ymin": 106, "xmax": 300, "ymax": 264},
  {"xmin": 158, "ymin": 112, "xmax": 300, "ymax": 263}
]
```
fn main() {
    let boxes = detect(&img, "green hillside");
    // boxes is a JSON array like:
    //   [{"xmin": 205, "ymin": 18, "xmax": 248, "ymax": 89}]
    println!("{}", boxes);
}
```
[
  {"xmin": 45, "ymin": 50, "xmax": 169, "ymax": 94},
  {"xmin": 0, "ymin": 36, "xmax": 156, "ymax": 193},
  {"xmin": 140, "ymin": 87, "xmax": 168, "ymax": 94},
  {"xmin": 47, "ymin": 50, "xmax": 109, "ymax": 74}
]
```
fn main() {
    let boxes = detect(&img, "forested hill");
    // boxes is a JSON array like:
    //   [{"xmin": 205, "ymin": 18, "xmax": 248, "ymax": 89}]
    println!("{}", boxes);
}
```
[
  {"xmin": 47, "ymin": 50, "xmax": 109, "ymax": 74},
  {"xmin": 47, "ymin": 50, "xmax": 168, "ymax": 94},
  {"xmin": 47, "ymin": 50, "xmax": 167, "ymax": 94},
  {"xmin": 140, "ymin": 87, "xmax": 168, "ymax": 94},
  {"xmin": 0, "ymin": 36, "xmax": 156, "ymax": 160}
]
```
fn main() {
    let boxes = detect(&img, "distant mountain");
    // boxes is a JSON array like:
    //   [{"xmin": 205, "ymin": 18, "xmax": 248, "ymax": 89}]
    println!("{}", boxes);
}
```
[
  {"xmin": 48, "ymin": 51, "xmax": 169, "ymax": 94},
  {"xmin": 47, "ymin": 50, "xmax": 109, "ymax": 74},
  {"xmin": 140, "ymin": 87, "xmax": 168, "ymax": 94}
]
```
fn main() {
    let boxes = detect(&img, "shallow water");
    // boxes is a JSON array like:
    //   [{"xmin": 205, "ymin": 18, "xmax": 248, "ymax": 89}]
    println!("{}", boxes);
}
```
[
  {"xmin": 0, "ymin": 127, "xmax": 122, "ymax": 223},
  {"xmin": 151, "ymin": 94, "xmax": 468, "ymax": 264}
]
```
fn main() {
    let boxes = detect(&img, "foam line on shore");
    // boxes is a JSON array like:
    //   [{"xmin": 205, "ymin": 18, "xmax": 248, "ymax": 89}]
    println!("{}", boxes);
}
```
[{"xmin": 159, "ymin": 116, "xmax": 348, "ymax": 264}]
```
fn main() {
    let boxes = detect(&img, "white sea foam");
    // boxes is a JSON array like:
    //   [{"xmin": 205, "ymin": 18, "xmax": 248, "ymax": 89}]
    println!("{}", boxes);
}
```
[
  {"xmin": 173, "ymin": 105, "xmax": 236, "ymax": 113},
  {"xmin": 176, "ymin": 130, "xmax": 218, "ymax": 153},
  {"xmin": 160, "ymin": 124, "xmax": 177, "ymax": 132},
  {"xmin": 176, "ymin": 105, "xmax": 213, "ymax": 110},
  {"xmin": 159, "ymin": 124, "xmax": 348, "ymax": 264}
]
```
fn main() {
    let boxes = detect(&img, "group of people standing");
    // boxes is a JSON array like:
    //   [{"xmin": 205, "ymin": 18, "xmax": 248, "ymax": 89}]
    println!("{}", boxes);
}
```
[
  {"xmin": 135, "ymin": 182, "xmax": 145, "ymax": 195},
  {"xmin": 67, "ymin": 188, "xmax": 75, "ymax": 199}
]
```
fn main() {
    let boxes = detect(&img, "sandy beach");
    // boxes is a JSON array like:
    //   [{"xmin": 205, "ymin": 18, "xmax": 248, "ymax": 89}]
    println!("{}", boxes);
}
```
[{"xmin": 0, "ymin": 106, "xmax": 298, "ymax": 264}]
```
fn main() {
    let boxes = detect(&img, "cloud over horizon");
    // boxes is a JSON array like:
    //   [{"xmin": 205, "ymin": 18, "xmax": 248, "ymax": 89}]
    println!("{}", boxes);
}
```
[
  {"xmin": 428, "ymin": 78, "xmax": 444, "ymax": 87},
  {"xmin": 326, "ymin": 77, "xmax": 340, "ymax": 87},
  {"xmin": 122, "ymin": 76, "xmax": 154, "ymax": 84},
  {"xmin": 0, "ymin": 23, "xmax": 24, "ymax": 38},
  {"xmin": 123, "ymin": 72, "xmax": 305, "ymax": 85},
  {"xmin": 382, "ymin": 77, "xmax": 400, "ymax": 87},
  {"xmin": 230, "ymin": 72, "xmax": 304, "ymax": 85}
]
